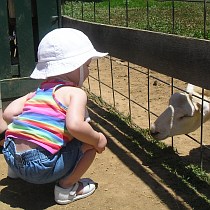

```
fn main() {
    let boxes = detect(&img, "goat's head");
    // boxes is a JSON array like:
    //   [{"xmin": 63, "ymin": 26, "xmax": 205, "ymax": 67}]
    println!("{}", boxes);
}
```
[{"xmin": 150, "ymin": 92, "xmax": 202, "ymax": 140}]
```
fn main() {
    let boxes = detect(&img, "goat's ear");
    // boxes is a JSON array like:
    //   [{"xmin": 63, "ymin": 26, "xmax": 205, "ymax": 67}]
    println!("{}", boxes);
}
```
[
  {"xmin": 194, "ymin": 101, "xmax": 202, "ymax": 112},
  {"xmin": 187, "ymin": 92, "xmax": 202, "ymax": 112},
  {"xmin": 189, "ymin": 93, "xmax": 193, "ymax": 101},
  {"xmin": 183, "ymin": 93, "xmax": 197, "ymax": 116}
]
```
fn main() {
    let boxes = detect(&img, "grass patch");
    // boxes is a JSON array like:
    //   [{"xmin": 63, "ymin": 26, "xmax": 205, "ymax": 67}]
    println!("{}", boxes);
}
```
[{"xmin": 63, "ymin": 0, "xmax": 210, "ymax": 39}]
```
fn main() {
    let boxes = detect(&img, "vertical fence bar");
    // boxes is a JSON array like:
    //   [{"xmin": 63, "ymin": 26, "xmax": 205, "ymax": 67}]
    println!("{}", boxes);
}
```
[
  {"xmin": 127, "ymin": 62, "xmax": 131, "ymax": 120},
  {"xmin": 125, "ymin": 0, "xmax": 128, "ymax": 27},
  {"xmin": 147, "ymin": 68, "xmax": 151, "ymax": 129},
  {"xmin": 87, "ymin": 77, "xmax": 91, "ymax": 91},
  {"xmin": 172, "ymin": 0, "xmax": 175, "ymax": 34},
  {"xmin": 81, "ymin": 1, "xmax": 84, "ymax": 20},
  {"xmin": 147, "ymin": 0, "xmax": 150, "ymax": 29},
  {"xmin": 203, "ymin": 0, "xmax": 207, "ymax": 39},
  {"xmin": 97, "ymin": 60, "xmax": 102, "ymax": 98},
  {"xmin": 199, "ymin": 88, "xmax": 205, "ymax": 169},
  {"xmin": 108, "ymin": 0, "xmax": 111, "ymax": 24},
  {"xmin": 57, "ymin": 0, "xmax": 62, "ymax": 27},
  {"xmin": 94, "ymin": 1, "xmax": 96, "ymax": 22},
  {"xmin": 171, "ymin": 77, "xmax": 174, "ymax": 148},
  {"xmin": 110, "ymin": 57, "xmax": 116, "ymax": 108},
  {"xmin": 71, "ymin": 1, "xmax": 73, "ymax": 17}
]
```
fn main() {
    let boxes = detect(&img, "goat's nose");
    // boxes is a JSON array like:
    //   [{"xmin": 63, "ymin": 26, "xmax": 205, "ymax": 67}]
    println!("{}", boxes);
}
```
[
  {"xmin": 150, "ymin": 124, "xmax": 159, "ymax": 136},
  {"xmin": 150, "ymin": 124, "xmax": 156, "ymax": 134}
]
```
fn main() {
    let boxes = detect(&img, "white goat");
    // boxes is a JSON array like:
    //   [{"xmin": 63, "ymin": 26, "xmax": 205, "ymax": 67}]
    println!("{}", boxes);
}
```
[{"xmin": 150, "ymin": 84, "xmax": 210, "ymax": 140}]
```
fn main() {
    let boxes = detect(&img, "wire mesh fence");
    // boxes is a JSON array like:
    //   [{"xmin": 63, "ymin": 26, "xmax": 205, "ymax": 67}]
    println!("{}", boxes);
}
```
[
  {"xmin": 62, "ymin": 0, "xmax": 210, "ymax": 39},
  {"xmin": 62, "ymin": 1, "xmax": 210, "ymax": 172}
]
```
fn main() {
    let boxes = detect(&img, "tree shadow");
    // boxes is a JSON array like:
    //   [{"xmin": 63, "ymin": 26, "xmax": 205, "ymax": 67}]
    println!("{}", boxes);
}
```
[{"xmin": 87, "ymin": 99, "xmax": 210, "ymax": 210}]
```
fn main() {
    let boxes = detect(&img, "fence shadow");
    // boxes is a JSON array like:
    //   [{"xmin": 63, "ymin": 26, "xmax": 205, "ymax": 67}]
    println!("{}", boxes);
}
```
[
  {"xmin": 87, "ymin": 99, "xmax": 210, "ymax": 210},
  {"xmin": 1, "ymin": 98, "xmax": 210, "ymax": 209},
  {"xmin": 183, "ymin": 146, "xmax": 210, "ymax": 173}
]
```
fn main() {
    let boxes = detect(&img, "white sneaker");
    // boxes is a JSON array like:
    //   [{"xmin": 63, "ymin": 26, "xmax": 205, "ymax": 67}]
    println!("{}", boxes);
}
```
[
  {"xmin": 7, "ymin": 166, "xmax": 19, "ymax": 179},
  {"xmin": 54, "ymin": 178, "xmax": 96, "ymax": 205}
]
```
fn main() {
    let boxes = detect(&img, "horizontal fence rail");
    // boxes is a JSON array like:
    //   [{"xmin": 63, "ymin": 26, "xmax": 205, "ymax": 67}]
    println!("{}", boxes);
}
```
[{"xmin": 62, "ymin": 16, "xmax": 210, "ymax": 90}]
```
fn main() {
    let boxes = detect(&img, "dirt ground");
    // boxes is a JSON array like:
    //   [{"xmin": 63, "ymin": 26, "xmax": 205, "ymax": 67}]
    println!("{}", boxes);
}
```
[
  {"xmin": 0, "ymin": 57, "xmax": 210, "ymax": 209},
  {"xmin": 0, "ymin": 124, "xmax": 192, "ymax": 210}
]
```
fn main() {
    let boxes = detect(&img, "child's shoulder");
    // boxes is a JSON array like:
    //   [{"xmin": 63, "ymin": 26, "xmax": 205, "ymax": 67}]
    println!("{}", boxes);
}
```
[
  {"xmin": 59, "ymin": 86, "xmax": 87, "ymax": 97},
  {"xmin": 70, "ymin": 87, "xmax": 87, "ymax": 96}
]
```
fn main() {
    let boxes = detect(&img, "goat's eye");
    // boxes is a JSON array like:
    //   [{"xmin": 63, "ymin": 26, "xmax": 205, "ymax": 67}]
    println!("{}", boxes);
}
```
[{"xmin": 179, "ymin": 115, "xmax": 187, "ymax": 120}]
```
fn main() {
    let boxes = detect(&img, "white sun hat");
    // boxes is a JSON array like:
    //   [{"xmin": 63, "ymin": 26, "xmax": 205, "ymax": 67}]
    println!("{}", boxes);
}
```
[{"xmin": 30, "ymin": 28, "xmax": 108, "ymax": 79}]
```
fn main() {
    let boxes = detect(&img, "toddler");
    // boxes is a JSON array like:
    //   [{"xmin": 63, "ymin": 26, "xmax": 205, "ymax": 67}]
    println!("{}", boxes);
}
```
[{"xmin": 2, "ymin": 28, "xmax": 108, "ymax": 204}]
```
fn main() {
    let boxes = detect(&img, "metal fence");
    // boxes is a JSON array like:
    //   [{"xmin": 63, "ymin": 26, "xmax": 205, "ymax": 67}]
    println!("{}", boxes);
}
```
[
  {"xmin": 62, "ymin": 1, "xmax": 210, "ymax": 172},
  {"xmin": 62, "ymin": 0, "xmax": 210, "ymax": 39}
]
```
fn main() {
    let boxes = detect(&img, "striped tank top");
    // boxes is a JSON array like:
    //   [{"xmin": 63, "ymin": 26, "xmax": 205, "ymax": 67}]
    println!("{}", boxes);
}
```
[{"xmin": 6, "ymin": 80, "xmax": 76, "ymax": 154}]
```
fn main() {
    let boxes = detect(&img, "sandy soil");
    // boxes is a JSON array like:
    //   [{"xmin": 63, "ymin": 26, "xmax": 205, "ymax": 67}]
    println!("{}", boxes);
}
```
[{"xmin": 0, "ymin": 57, "xmax": 210, "ymax": 209}]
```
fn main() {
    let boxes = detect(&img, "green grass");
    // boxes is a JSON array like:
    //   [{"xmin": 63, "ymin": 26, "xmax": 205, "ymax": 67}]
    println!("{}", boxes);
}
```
[{"xmin": 63, "ymin": 0, "xmax": 210, "ymax": 39}]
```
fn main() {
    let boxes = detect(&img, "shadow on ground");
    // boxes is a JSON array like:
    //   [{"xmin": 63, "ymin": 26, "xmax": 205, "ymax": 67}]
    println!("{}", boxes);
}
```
[
  {"xmin": 0, "ymin": 177, "xmax": 55, "ymax": 209},
  {"xmin": 87, "ymin": 99, "xmax": 210, "ymax": 210},
  {"xmin": 182, "ymin": 146, "xmax": 210, "ymax": 173},
  {"xmin": 1, "ymin": 99, "xmax": 210, "ymax": 209}
]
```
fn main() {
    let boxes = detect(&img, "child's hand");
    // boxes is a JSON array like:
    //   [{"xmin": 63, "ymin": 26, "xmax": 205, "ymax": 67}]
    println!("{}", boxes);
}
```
[{"xmin": 95, "ymin": 132, "xmax": 107, "ymax": 154}]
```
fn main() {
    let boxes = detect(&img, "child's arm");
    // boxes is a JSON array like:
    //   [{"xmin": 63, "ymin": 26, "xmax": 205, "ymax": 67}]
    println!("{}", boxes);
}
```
[
  {"xmin": 66, "ymin": 88, "xmax": 107, "ymax": 153},
  {"xmin": 3, "ymin": 92, "xmax": 35, "ymax": 124}
]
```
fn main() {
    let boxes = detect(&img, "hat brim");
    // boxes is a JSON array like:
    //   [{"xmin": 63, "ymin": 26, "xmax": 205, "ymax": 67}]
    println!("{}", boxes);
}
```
[{"xmin": 30, "ymin": 49, "xmax": 108, "ymax": 79}]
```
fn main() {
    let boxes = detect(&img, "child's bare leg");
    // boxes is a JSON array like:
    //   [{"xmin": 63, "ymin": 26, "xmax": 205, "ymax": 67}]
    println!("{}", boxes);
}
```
[{"xmin": 58, "ymin": 143, "xmax": 96, "ymax": 189}]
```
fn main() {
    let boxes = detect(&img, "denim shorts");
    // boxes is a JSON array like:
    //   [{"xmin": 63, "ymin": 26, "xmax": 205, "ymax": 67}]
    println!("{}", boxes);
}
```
[{"xmin": 3, "ymin": 138, "xmax": 83, "ymax": 184}]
